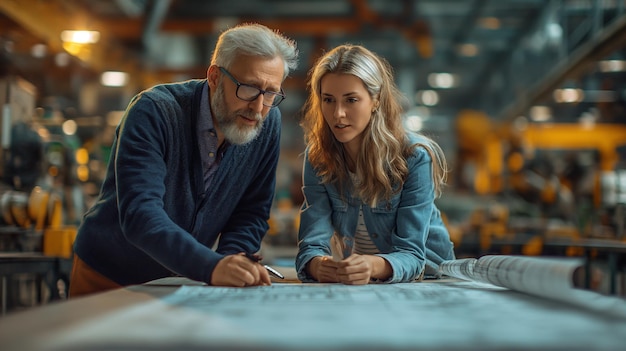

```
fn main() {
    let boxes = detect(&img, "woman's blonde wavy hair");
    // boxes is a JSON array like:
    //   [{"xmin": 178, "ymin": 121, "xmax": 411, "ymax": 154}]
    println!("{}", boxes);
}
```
[{"xmin": 300, "ymin": 44, "xmax": 447, "ymax": 207}]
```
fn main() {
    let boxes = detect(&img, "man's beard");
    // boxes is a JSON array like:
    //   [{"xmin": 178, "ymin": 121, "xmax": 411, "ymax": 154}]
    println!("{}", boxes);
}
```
[{"xmin": 211, "ymin": 84, "xmax": 264, "ymax": 145}]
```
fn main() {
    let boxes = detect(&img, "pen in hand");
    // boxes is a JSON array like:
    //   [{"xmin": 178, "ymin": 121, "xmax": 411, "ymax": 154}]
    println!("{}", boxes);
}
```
[{"xmin": 244, "ymin": 252, "xmax": 285, "ymax": 279}]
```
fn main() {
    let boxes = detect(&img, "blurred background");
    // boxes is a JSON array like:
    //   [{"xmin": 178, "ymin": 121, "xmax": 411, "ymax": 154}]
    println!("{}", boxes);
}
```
[{"xmin": 0, "ymin": 0, "xmax": 625, "ymax": 312}]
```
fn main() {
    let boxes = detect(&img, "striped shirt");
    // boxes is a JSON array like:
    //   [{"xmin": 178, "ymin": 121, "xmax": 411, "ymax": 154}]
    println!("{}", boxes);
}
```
[
  {"xmin": 349, "ymin": 172, "xmax": 379, "ymax": 255},
  {"xmin": 354, "ymin": 204, "xmax": 379, "ymax": 254}
]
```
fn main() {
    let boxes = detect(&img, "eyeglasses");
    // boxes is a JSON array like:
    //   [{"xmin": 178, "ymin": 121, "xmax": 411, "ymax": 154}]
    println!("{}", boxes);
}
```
[{"xmin": 218, "ymin": 67, "xmax": 286, "ymax": 107}]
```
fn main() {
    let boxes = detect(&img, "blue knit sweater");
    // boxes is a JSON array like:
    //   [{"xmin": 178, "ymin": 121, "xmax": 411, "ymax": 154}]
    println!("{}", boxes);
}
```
[{"xmin": 73, "ymin": 79, "xmax": 281, "ymax": 285}]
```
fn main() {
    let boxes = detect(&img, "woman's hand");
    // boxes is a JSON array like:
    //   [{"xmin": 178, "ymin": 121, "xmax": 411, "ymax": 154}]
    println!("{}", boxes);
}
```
[
  {"xmin": 336, "ymin": 254, "xmax": 392, "ymax": 285},
  {"xmin": 307, "ymin": 256, "xmax": 340, "ymax": 283}
]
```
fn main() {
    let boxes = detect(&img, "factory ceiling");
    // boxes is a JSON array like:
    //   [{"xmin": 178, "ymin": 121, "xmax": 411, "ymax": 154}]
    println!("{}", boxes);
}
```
[{"xmin": 1, "ymin": 0, "xmax": 626, "ymax": 127}]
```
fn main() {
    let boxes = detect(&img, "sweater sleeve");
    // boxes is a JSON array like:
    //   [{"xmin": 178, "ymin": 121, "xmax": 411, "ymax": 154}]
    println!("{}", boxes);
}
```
[{"xmin": 114, "ymin": 92, "xmax": 223, "ymax": 284}]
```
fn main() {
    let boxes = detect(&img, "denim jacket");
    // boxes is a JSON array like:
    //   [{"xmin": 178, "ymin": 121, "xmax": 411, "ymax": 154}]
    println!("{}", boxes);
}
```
[{"xmin": 296, "ymin": 140, "xmax": 455, "ymax": 283}]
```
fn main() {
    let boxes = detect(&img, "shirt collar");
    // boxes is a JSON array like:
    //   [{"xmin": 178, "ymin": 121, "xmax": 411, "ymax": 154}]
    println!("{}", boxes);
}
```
[{"xmin": 198, "ymin": 81, "xmax": 214, "ymax": 134}]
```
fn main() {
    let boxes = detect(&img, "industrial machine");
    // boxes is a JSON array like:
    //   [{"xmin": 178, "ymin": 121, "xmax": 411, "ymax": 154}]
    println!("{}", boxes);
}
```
[
  {"xmin": 451, "ymin": 109, "xmax": 626, "ymax": 259},
  {"xmin": 0, "ymin": 75, "xmax": 77, "ymax": 312}
]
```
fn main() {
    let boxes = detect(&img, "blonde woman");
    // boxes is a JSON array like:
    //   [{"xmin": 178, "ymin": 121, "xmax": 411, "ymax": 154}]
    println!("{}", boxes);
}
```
[{"xmin": 296, "ymin": 44, "xmax": 454, "ymax": 284}]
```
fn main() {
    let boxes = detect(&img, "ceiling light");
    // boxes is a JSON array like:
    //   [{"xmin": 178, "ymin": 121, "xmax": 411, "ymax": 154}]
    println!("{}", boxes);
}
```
[
  {"xmin": 427, "ymin": 73, "xmax": 458, "ymax": 89},
  {"xmin": 61, "ymin": 30, "xmax": 101, "ymax": 44},
  {"xmin": 30, "ymin": 44, "xmax": 47, "ymax": 58},
  {"xmin": 101, "ymin": 71, "xmax": 129, "ymax": 87},
  {"xmin": 546, "ymin": 23, "xmax": 563, "ymax": 40},
  {"xmin": 553, "ymin": 88, "xmax": 584, "ymax": 103},
  {"xmin": 598, "ymin": 60, "xmax": 626, "ymax": 72},
  {"xmin": 62, "ymin": 119, "xmax": 78, "ymax": 135},
  {"xmin": 529, "ymin": 105, "xmax": 552, "ymax": 122},
  {"xmin": 415, "ymin": 90, "xmax": 439, "ymax": 106}
]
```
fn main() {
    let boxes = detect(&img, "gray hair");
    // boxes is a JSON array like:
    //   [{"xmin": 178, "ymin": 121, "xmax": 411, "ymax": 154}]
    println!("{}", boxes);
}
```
[{"xmin": 211, "ymin": 23, "xmax": 299, "ymax": 80}]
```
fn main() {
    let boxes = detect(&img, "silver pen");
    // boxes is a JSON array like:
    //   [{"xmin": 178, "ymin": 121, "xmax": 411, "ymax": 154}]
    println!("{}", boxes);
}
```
[{"xmin": 245, "ymin": 252, "xmax": 285, "ymax": 279}]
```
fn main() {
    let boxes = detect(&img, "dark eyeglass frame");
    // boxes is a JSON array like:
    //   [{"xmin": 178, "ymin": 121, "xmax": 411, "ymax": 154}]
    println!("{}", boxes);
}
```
[{"xmin": 218, "ymin": 66, "xmax": 286, "ymax": 107}]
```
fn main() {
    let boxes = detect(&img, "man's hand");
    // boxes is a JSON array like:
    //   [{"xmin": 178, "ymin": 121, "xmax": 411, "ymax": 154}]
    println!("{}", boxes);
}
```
[
  {"xmin": 307, "ymin": 256, "xmax": 340, "ymax": 283},
  {"xmin": 210, "ymin": 253, "xmax": 271, "ymax": 287}
]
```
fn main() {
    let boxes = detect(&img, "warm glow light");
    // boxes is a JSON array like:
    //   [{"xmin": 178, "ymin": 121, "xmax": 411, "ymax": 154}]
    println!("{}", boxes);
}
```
[
  {"xmin": 37, "ymin": 126, "xmax": 50, "ymax": 140},
  {"xmin": 30, "ymin": 44, "xmax": 47, "ymax": 58},
  {"xmin": 427, "ymin": 73, "xmax": 458, "ymax": 89},
  {"xmin": 598, "ymin": 60, "xmax": 626, "ymax": 72},
  {"xmin": 75, "ymin": 148, "xmax": 89, "ymax": 165},
  {"xmin": 553, "ymin": 88, "xmax": 584, "ymax": 103},
  {"xmin": 77, "ymin": 165, "xmax": 90, "ymax": 182},
  {"xmin": 101, "ymin": 71, "xmax": 129, "ymax": 87},
  {"xmin": 529, "ymin": 105, "xmax": 552, "ymax": 122},
  {"xmin": 48, "ymin": 166, "xmax": 59, "ymax": 177},
  {"xmin": 61, "ymin": 30, "xmax": 100, "ymax": 44},
  {"xmin": 62, "ymin": 119, "xmax": 78, "ymax": 135},
  {"xmin": 416, "ymin": 90, "xmax": 439, "ymax": 106}
]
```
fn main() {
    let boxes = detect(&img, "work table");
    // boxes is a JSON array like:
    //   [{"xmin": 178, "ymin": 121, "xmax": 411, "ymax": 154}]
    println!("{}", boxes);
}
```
[{"xmin": 0, "ymin": 273, "xmax": 625, "ymax": 351}]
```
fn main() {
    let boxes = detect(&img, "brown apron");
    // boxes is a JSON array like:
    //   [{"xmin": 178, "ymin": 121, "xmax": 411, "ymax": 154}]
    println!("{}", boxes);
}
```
[{"xmin": 69, "ymin": 255, "xmax": 121, "ymax": 298}]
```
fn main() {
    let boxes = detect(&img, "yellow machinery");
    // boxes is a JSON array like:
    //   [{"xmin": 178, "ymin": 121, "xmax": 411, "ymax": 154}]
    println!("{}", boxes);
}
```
[
  {"xmin": 521, "ymin": 123, "xmax": 625, "ymax": 172},
  {"xmin": 453, "ymin": 110, "xmax": 626, "ymax": 256},
  {"xmin": 454, "ymin": 109, "xmax": 499, "ymax": 194},
  {"xmin": 456, "ymin": 109, "xmax": 626, "ymax": 198},
  {"xmin": 0, "ymin": 186, "xmax": 76, "ymax": 258},
  {"xmin": 515, "ymin": 123, "xmax": 626, "ymax": 236}
]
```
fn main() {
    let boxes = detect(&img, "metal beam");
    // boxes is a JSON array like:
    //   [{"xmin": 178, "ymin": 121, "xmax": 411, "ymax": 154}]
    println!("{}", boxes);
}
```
[
  {"xmin": 142, "ymin": 0, "xmax": 172, "ymax": 48},
  {"xmin": 349, "ymin": 0, "xmax": 431, "ymax": 58},
  {"xmin": 497, "ymin": 12, "xmax": 626, "ymax": 121},
  {"xmin": 0, "ymin": 0, "xmax": 154, "ymax": 89},
  {"xmin": 0, "ymin": 0, "xmax": 68, "ymax": 53}
]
